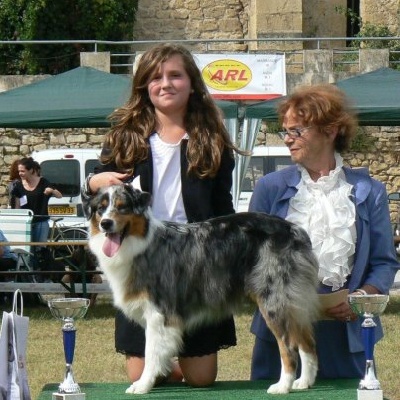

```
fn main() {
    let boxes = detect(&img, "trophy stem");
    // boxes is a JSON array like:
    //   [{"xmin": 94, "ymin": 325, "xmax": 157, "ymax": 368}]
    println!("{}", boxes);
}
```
[
  {"xmin": 362, "ymin": 317, "xmax": 376, "ymax": 361},
  {"xmin": 59, "ymin": 363, "xmax": 81, "ymax": 394},
  {"xmin": 48, "ymin": 298, "xmax": 89, "ymax": 400},
  {"xmin": 359, "ymin": 359, "xmax": 380, "ymax": 390},
  {"xmin": 63, "ymin": 322, "xmax": 76, "ymax": 365},
  {"xmin": 59, "ymin": 324, "xmax": 81, "ymax": 394},
  {"xmin": 359, "ymin": 322, "xmax": 380, "ymax": 390}
]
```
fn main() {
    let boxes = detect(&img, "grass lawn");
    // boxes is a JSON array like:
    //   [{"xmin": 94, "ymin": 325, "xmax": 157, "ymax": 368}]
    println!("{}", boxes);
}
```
[{"xmin": 1, "ymin": 293, "xmax": 399, "ymax": 400}]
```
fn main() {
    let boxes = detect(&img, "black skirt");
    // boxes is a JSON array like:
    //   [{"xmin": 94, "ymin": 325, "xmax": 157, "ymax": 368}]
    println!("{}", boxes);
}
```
[{"xmin": 115, "ymin": 310, "xmax": 237, "ymax": 358}]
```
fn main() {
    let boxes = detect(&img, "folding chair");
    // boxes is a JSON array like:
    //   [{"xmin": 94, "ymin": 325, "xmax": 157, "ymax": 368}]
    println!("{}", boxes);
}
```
[{"xmin": 0, "ymin": 209, "xmax": 34, "ymax": 278}]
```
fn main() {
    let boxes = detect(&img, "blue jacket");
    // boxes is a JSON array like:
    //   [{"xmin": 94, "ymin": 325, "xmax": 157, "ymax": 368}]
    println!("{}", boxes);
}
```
[
  {"xmin": 0, "ymin": 229, "xmax": 17, "ymax": 260},
  {"xmin": 250, "ymin": 165, "xmax": 399, "ymax": 352}
]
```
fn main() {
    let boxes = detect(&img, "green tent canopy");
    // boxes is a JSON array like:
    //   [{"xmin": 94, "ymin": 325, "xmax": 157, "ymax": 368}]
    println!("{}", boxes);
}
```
[
  {"xmin": 244, "ymin": 67, "xmax": 400, "ymax": 126},
  {"xmin": 0, "ymin": 67, "xmax": 131, "ymax": 128},
  {"xmin": 337, "ymin": 67, "xmax": 400, "ymax": 126},
  {"xmin": 0, "ymin": 66, "xmax": 238, "ymax": 128}
]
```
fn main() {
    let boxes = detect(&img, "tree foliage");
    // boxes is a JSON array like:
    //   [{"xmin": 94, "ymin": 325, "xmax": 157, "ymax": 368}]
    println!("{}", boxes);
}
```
[
  {"xmin": 335, "ymin": 6, "xmax": 400, "ymax": 69},
  {"xmin": 0, "ymin": 0, "xmax": 137, "ymax": 74}
]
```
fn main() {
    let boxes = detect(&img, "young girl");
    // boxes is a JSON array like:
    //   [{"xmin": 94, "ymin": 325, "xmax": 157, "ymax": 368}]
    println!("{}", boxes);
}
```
[{"xmin": 82, "ymin": 43, "xmax": 245, "ymax": 388}]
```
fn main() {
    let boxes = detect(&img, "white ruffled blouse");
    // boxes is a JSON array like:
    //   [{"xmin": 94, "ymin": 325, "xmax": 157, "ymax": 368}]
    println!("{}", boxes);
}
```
[{"xmin": 286, "ymin": 153, "xmax": 357, "ymax": 291}]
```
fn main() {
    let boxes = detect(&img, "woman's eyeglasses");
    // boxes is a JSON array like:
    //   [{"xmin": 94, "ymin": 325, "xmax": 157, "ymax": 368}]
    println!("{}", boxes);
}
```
[{"xmin": 277, "ymin": 126, "xmax": 312, "ymax": 140}]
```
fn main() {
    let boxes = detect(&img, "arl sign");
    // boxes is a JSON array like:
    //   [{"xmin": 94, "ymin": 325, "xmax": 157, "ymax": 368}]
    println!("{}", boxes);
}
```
[
  {"xmin": 203, "ymin": 59, "xmax": 252, "ymax": 91},
  {"xmin": 195, "ymin": 54, "xmax": 286, "ymax": 100}
]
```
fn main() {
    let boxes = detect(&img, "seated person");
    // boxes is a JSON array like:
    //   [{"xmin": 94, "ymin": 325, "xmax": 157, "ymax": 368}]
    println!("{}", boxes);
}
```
[
  {"xmin": 0, "ymin": 228, "xmax": 17, "ymax": 304},
  {"xmin": 0, "ymin": 228, "xmax": 17, "ymax": 274}
]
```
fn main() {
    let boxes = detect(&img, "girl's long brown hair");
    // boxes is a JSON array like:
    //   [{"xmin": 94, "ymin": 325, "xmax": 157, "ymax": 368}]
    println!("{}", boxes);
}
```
[
  {"xmin": 9, "ymin": 158, "xmax": 20, "ymax": 181},
  {"xmin": 102, "ymin": 43, "xmax": 243, "ymax": 178}
]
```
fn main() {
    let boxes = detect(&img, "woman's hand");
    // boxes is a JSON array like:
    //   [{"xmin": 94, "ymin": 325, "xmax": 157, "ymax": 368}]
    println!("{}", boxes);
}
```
[
  {"xmin": 325, "ymin": 285, "xmax": 380, "ymax": 322},
  {"xmin": 88, "ymin": 172, "xmax": 131, "ymax": 194},
  {"xmin": 324, "ymin": 301, "xmax": 357, "ymax": 322}
]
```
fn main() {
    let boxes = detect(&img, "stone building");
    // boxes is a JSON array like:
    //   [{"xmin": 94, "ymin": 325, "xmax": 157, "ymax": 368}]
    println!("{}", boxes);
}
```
[{"xmin": 132, "ymin": 0, "xmax": 400, "ymax": 52}]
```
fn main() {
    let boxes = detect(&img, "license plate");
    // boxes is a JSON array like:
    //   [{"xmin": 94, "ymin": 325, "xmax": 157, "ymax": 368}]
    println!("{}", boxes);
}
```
[{"xmin": 48, "ymin": 205, "xmax": 77, "ymax": 215}]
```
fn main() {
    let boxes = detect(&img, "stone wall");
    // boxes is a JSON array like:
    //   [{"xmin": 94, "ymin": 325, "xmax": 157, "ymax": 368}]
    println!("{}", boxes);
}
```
[
  {"xmin": 251, "ymin": 0, "xmax": 347, "ymax": 50},
  {"xmin": 132, "ymin": 0, "xmax": 348, "ymax": 52},
  {"xmin": 346, "ymin": 126, "xmax": 400, "ymax": 222},
  {"xmin": 0, "ymin": 75, "xmax": 48, "ymax": 93},
  {"xmin": 132, "ymin": 0, "xmax": 250, "ymax": 52},
  {"xmin": 132, "ymin": 0, "xmax": 399, "ymax": 53},
  {"xmin": 361, "ymin": 0, "xmax": 400, "ymax": 34}
]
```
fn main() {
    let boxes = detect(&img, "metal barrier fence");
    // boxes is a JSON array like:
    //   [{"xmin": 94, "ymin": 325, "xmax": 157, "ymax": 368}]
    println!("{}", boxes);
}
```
[{"xmin": 1, "ymin": 37, "xmax": 400, "ymax": 73}]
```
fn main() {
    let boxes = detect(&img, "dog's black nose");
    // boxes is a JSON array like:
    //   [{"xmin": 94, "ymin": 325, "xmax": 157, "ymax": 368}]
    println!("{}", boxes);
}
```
[{"xmin": 100, "ymin": 219, "xmax": 113, "ymax": 231}]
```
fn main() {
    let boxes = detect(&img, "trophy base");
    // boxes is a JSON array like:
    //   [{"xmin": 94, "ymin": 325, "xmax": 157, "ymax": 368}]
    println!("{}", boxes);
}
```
[
  {"xmin": 357, "ymin": 389, "xmax": 383, "ymax": 400},
  {"xmin": 52, "ymin": 392, "xmax": 86, "ymax": 400}
]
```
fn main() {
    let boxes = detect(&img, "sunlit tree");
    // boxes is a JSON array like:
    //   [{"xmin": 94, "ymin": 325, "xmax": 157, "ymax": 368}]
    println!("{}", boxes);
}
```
[{"xmin": 0, "ymin": 0, "xmax": 137, "ymax": 74}]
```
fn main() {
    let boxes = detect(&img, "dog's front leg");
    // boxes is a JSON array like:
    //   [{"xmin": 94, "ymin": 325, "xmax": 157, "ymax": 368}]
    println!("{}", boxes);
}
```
[{"xmin": 125, "ymin": 310, "xmax": 183, "ymax": 395}]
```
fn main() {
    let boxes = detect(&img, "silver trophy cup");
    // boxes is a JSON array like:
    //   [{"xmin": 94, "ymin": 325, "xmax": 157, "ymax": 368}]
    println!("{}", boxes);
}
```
[
  {"xmin": 48, "ymin": 298, "xmax": 90, "ymax": 400},
  {"xmin": 348, "ymin": 294, "xmax": 389, "ymax": 400}
]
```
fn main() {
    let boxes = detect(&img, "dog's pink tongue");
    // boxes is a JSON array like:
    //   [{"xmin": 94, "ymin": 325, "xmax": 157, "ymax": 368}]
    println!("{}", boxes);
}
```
[{"xmin": 103, "ymin": 233, "xmax": 121, "ymax": 257}]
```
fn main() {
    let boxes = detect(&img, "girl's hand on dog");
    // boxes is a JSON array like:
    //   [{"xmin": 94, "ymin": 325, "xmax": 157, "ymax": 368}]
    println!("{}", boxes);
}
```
[{"xmin": 89, "ymin": 172, "xmax": 132, "ymax": 194}]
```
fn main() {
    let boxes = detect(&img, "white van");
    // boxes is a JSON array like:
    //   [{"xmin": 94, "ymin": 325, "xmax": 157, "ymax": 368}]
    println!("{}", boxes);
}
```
[
  {"xmin": 31, "ymin": 148, "xmax": 101, "ymax": 223},
  {"xmin": 32, "ymin": 146, "xmax": 291, "ymax": 218},
  {"xmin": 237, "ymin": 146, "xmax": 292, "ymax": 212}
]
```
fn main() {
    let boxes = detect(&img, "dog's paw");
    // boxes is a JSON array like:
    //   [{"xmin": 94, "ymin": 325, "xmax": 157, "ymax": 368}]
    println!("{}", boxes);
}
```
[
  {"xmin": 125, "ymin": 381, "xmax": 152, "ymax": 395},
  {"xmin": 125, "ymin": 385, "xmax": 135, "ymax": 394},
  {"xmin": 292, "ymin": 357, "xmax": 317, "ymax": 390},
  {"xmin": 292, "ymin": 378, "xmax": 311, "ymax": 390},
  {"xmin": 267, "ymin": 382, "xmax": 290, "ymax": 394}
]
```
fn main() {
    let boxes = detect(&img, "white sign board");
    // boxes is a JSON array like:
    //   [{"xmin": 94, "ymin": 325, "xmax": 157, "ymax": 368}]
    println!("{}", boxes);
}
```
[{"xmin": 194, "ymin": 53, "xmax": 286, "ymax": 100}]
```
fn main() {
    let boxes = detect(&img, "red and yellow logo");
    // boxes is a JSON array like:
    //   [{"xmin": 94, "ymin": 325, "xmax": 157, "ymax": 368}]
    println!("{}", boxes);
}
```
[{"xmin": 202, "ymin": 59, "xmax": 252, "ymax": 91}]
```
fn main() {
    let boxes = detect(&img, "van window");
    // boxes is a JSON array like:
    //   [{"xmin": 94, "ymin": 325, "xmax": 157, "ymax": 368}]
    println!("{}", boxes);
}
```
[
  {"xmin": 243, "ymin": 155, "xmax": 292, "ymax": 192},
  {"xmin": 237, "ymin": 154, "xmax": 292, "ymax": 212},
  {"xmin": 40, "ymin": 159, "xmax": 80, "ymax": 197},
  {"xmin": 85, "ymin": 159, "xmax": 101, "ymax": 176}
]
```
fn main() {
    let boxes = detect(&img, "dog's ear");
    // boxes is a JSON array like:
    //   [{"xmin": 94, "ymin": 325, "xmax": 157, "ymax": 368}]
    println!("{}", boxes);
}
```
[
  {"xmin": 124, "ymin": 184, "xmax": 152, "ymax": 213},
  {"xmin": 135, "ymin": 191, "xmax": 152, "ymax": 214},
  {"xmin": 81, "ymin": 187, "xmax": 95, "ymax": 220},
  {"xmin": 139, "ymin": 191, "xmax": 152, "ymax": 209}
]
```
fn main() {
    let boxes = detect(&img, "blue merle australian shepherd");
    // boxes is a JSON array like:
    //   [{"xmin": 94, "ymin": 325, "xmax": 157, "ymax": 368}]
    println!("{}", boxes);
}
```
[{"xmin": 83, "ymin": 184, "xmax": 320, "ymax": 395}]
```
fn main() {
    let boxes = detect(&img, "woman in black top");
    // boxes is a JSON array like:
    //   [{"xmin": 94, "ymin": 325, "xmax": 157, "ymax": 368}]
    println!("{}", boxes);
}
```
[{"xmin": 12, "ymin": 157, "xmax": 62, "ymax": 243}]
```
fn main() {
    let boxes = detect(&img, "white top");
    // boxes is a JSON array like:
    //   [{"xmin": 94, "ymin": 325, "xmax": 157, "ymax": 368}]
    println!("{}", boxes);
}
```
[
  {"xmin": 286, "ymin": 153, "xmax": 357, "ymax": 291},
  {"xmin": 149, "ymin": 133, "xmax": 188, "ymax": 223}
]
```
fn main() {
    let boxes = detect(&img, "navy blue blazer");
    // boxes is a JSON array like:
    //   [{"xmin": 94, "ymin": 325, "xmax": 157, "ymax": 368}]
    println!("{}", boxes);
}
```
[{"xmin": 249, "ymin": 165, "xmax": 399, "ymax": 352}]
